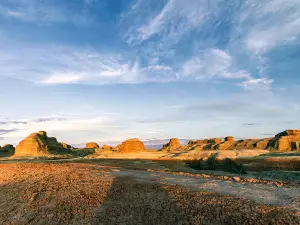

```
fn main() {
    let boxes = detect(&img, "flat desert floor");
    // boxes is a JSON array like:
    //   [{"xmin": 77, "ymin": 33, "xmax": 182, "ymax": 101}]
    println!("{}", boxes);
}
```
[{"xmin": 0, "ymin": 162, "xmax": 299, "ymax": 224}]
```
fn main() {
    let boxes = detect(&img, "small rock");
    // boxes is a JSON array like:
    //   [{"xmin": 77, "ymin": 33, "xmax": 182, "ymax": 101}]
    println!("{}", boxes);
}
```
[{"xmin": 232, "ymin": 176, "xmax": 241, "ymax": 182}]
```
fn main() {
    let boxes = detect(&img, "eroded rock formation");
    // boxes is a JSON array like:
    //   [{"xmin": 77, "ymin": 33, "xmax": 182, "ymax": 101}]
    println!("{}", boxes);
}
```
[
  {"xmin": 85, "ymin": 142, "xmax": 100, "ymax": 149},
  {"xmin": 0, "ymin": 144, "xmax": 15, "ymax": 157},
  {"xmin": 161, "ymin": 138, "xmax": 181, "ymax": 152},
  {"xmin": 117, "ymin": 138, "xmax": 146, "ymax": 152},
  {"xmin": 61, "ymin": 142, "xmax": 73, "ymax": 149},
  {"xmin": 183, "ymin": 130, "xmax": 300, "ymax": 152},
  {"xmin": 268, "ymin": 130, "xmax": 300, "ymax": 151},
  {"xmin": 102, "ymin": 145, "xmax": 113, "ymax": 151},
  {"xmin": 15, "ymin": 131, "xmax": 69, "ymax": 156}
]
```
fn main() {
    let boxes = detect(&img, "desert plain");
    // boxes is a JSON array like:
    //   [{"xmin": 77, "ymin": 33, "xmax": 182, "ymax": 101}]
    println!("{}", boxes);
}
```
[{"xmin": 0, "ymin": 130, "xmax": 300, "ymax": 224}]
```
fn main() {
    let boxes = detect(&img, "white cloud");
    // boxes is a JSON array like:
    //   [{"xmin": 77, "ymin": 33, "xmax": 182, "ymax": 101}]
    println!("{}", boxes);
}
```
[
  {"xmin": 241, "ymin": 78, "xmax": 273, "ymax": 91},
  {"xmin": 40, "ymin": 73, "xmax": 85, "ymax": 85},
  {"xmin": 124, "ymin": 0, "xmax": 211, "ymax": 45},
  {"xmin": 182, "ymin": 49, "xmax": 251, "ymax": 80},
  {"xmin": 0, "ymin": 43, "xmax": 179, "ymax": 85},
  {"xmin": 234, "ymin": 0, "xmax": 300, "ymax": 54},
  {"xmin": 0, "ymin": 0, "xmax": 91, "ymax": 25}
]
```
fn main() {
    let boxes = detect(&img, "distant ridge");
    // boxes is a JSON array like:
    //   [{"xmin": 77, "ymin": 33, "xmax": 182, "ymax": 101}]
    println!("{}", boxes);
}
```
[{"xmin": 72, "ymin": 139, "xmax": 190, "ymax": 150}]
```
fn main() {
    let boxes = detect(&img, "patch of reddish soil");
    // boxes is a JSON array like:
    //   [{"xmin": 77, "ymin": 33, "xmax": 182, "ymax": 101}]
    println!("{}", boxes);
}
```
[{"xmin": 0, "ymin": 163, "xmax": 298, "ymax": 224}]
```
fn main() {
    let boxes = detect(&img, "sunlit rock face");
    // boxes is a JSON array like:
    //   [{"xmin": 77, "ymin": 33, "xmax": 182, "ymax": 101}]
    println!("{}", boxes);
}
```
[
  {"xmin": 268, "ymin": 130, "xmax": 300, "ymax": 151},
  {"xmin": 85, "ymin": 142, "xmax": 100, "ymax": 149},
  {"xmin": 182, "ymin": 130, "xmax": 300, "ymax": 152},
  {"xmin": 15, "ymin": 131, "xmax": 68, "ymax": 156},
  {"xmin": 161, "ymin": 138, "xmax": 181, "ymax": 152},
  {"xmin": 117, "ymin": 138, "xmax": 146, "ymax": 153}
]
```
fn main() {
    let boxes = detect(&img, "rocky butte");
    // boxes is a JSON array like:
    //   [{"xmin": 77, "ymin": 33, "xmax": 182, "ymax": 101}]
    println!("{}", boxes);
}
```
[
  {"xmin": 161, "ymin": 138, "xmax": 181, "ymax": 152},
  {"xmin": 15, "ymin": 131, "xmax": 71, "ymax": 156},
  {"xmin": 85, "ymin": 142, "xmax": 100, "ymax": 149},
  {"xmin": 117, "ymin": 138, "xmax": 146, "ymax": 153}
]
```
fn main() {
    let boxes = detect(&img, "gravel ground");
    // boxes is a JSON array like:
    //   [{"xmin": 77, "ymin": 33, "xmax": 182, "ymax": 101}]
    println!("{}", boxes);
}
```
[{"xmin": 0, "ymin": 163, "xmax": 299, "ymax": 225}]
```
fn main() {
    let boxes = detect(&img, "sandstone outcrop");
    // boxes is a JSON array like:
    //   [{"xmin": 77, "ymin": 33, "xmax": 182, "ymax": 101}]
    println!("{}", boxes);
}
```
[
  {"xmin": 61, "ymin": 142, "xmax": 73, "ymax": 149},
  {"xmin": 268, "ymin": 130, "xmax": 300, "ymax": 151},
  {"xmin": 102, "ymin": 145, "xmax": 113, "ymax": 151},
  {"xmin": 162, "ymin": 138, "xmax": 181, "ymax": 152},
  {"xmin": 225, "ymin": 136, "xmax": 234, "ymax": 142},
  {"xmin": 213, "ymin": 136, "xmax": 235, "ymax": 150},
  {"xmin": 275, "ymin": 130, "xmax": 300, "ymax": 137},
  {"xmin": 291, "ymin": 141, "xmax": 300, "ymax": 151},
  {"xmin": 208, "ymin": 138, "xmax": 222, "ymax": 144},
  {"xmin": 233, "ymin": 139, "xmax": 258, "ymax": 150},
  {"xmin": 253, "ymin": 138, "xmax": 272, "ymax": 149},
  {"xmin": 85, "ymin": 142, "xmax": 100, "ymax": 149},
  {"xmin": 188, "ymin": 140, "xmax": 196, "ymax": 145},
  {"xmin": 118, "ymin": 138, "xmax": 145, "ymax": 153},
  {"xmin": 183, "ymin": 130, "xmax": 300, "ymax": 152},
  {"xmin": 15, "ymin": 131, "xmax": 68, "ymax": 156},
  {"xmin": 0, "ymin": 144, "xmax": 15, "ymax": 157}
]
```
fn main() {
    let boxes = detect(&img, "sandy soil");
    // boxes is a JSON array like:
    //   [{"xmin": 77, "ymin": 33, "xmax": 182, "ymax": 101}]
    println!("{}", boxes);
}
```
[{"xmin": 0, "ymin": 163, "xmax": 299, "ymax": 225}]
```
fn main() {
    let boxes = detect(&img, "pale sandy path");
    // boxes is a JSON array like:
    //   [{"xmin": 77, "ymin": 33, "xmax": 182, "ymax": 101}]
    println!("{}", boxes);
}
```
[{"xmin": 108, "ymin": 168, "xmax": 300, "ymax": 213}]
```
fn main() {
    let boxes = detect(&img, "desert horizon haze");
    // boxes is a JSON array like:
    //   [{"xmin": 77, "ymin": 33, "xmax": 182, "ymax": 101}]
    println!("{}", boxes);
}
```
[{"xmin": 0, "ymin": 0, "xmax": 300, "ymax": 145}]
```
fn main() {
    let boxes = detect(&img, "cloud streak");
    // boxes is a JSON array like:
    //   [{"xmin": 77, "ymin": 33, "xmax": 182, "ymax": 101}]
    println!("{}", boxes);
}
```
[
  {"xmin": 0, "ymin": 0, "xmax": 299, "ymax": 90},
  {"xmin": 182, "ymin": 49, "xmax": 251, "ymax": 80},
  {"xmin": 0, "ymin": 0, "xmax": 93, "ymax": 25}
]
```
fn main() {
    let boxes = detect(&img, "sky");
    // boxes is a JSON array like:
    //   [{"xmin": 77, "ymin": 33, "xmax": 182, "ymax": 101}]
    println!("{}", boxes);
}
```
[{"xmin": 0, "ymin": 0, "xmax": 300, "ymax": 146}]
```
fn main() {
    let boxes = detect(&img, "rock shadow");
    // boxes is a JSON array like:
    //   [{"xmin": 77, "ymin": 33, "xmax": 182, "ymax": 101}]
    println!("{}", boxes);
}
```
[{"xmin": 92, "ymin": 176, "xmax": 182, "ymax": 225}]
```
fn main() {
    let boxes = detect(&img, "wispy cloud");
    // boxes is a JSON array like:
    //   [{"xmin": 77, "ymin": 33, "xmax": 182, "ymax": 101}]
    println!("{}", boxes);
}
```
[
  {"xmin": 182, "ymin": 49, "xmax": 251, "ymax": 80},
  {"xmin": 123, "ymin": 0, "xmax": 213, "ymax": 46},
  {"xmin": 240, "ymin": 0, "xmax": 300, "ymax": 54},
  {"xmin": 241, "ymin": 78, "xmax": 273, "ymax": 91},
  {"xmin": 0, "ymin": 45, "xmax": 141, "ymax": 84},
  {"xmin": 0, "ymin": 0, "xmax": 92, "ymax": 25},
  {"xmin": 0, "ymin": 129, "xmax": 18, "ymax": 135},
  {"xmin": 1, "ymin": 0, "xmax": 299, "ymax": 89}
]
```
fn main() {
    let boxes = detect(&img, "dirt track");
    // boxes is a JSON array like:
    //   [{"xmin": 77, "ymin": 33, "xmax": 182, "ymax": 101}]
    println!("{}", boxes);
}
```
[{"xmin": 0, "ymin": 163, "xmax": 299, "ymax": 224}]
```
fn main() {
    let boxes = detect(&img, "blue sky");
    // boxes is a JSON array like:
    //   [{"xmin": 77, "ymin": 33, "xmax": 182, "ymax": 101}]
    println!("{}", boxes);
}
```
[{"xmin": 0, "ymin": 0, "xmax": 300, "ymax": 145}]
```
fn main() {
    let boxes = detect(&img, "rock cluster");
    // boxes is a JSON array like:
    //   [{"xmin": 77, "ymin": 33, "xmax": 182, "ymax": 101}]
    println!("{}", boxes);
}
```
[
  {"xmin": 15, "ymin": 131, "xmax": 70, "ymax": 156},
  {"xmin": 161, "ymin": 138, "xmax": 181, "ymax": 152},
  {"xmin": 185, "ymin": 130, "xmax": 300, "ymax": 152},
  {"xmin": 117, "ymin": 138, "xmax": 146, "ymax": 153},
  {"xmin": 214, "ymin": 137, "xmax": 235, "ymax": 150},
  {"xmin": 5, "ymin": 129, "xmax": 300, "ymax": 158},
  {"xmin": 85, "ymin": 142, "xmax": 100, "ymax": 149}
]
